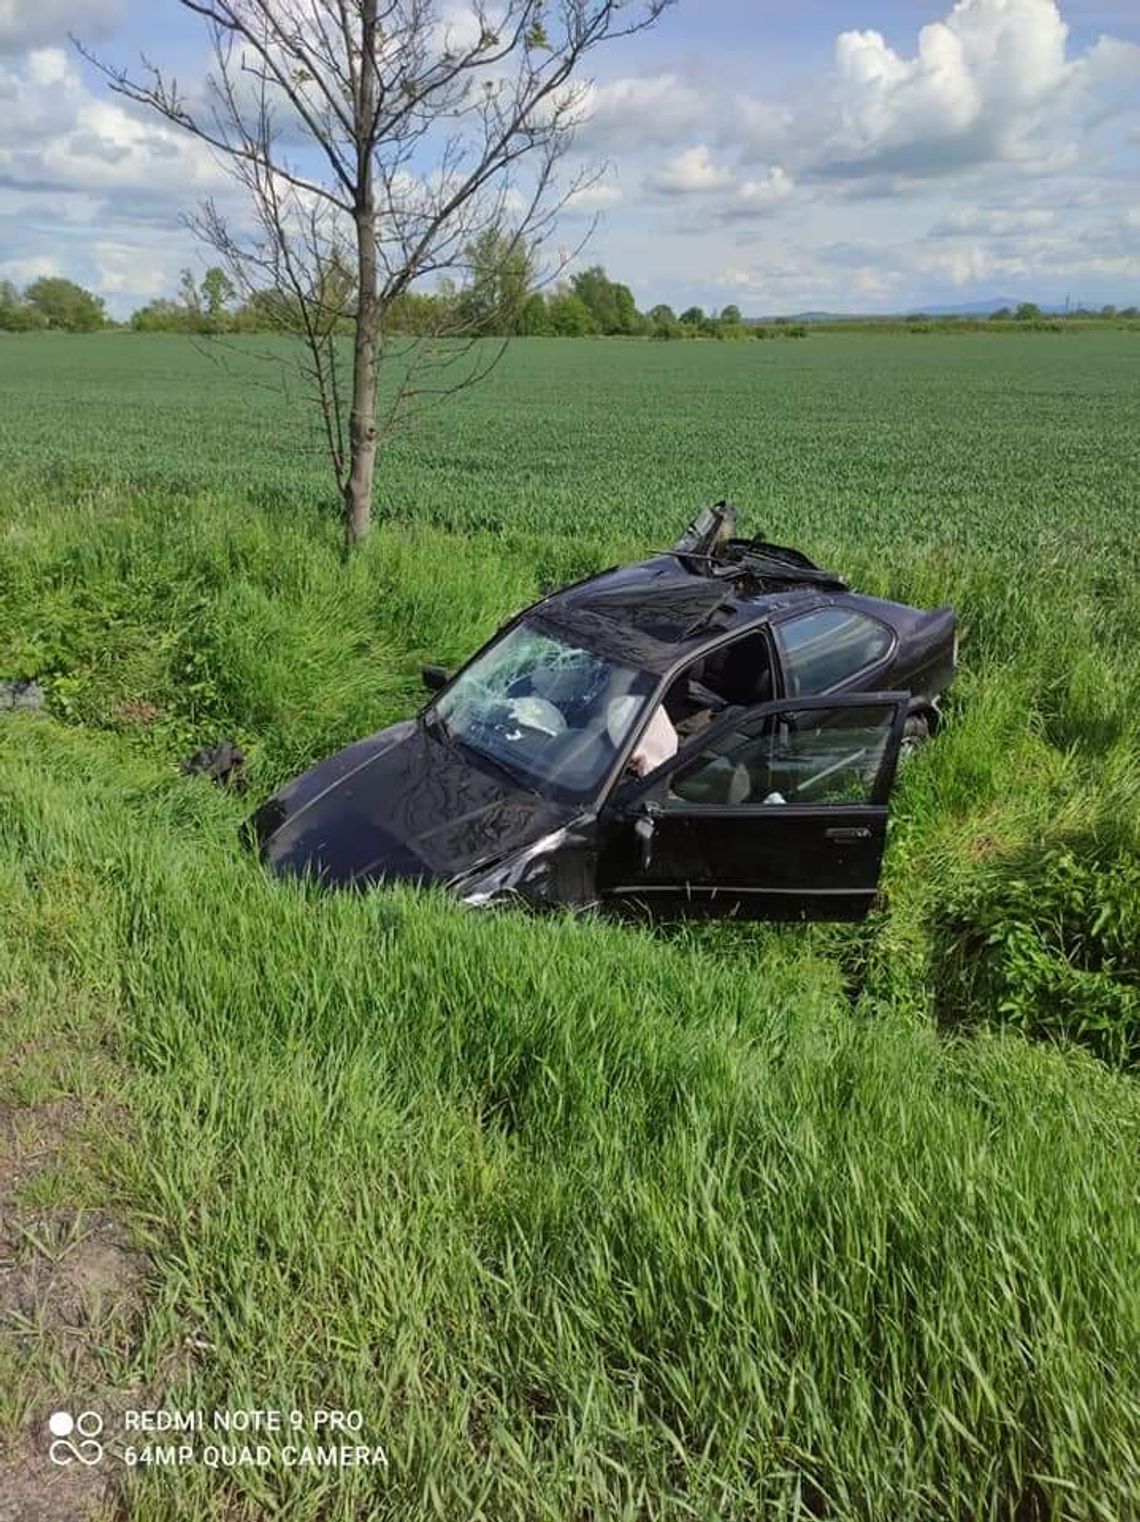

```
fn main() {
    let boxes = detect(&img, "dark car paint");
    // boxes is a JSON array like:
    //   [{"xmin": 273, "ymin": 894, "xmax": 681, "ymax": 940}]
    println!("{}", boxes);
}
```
[
  {"xmin": 599, "ymin": 806, "xmax": 890, "ymax": 921},
  {"xmin": 255, "ymin": 720, "xmax": 574, "ymax": 889},
  {"xmin": 596, "ymin": 693, "xmax": 909, "ymax": 922},
  {"xmin": 765, "ymin": 594, "xmax": 955, "ymax": 714},
  {"xmin": 249, "ymin": 543, "xmax": 956, "ymax": 918}
]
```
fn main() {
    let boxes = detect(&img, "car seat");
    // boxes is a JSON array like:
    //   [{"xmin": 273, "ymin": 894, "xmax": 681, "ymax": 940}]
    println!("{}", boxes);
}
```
[
  {"xmin": 702, "ymin": 639, "xmax": 772, "ymax": 708},
  {"xmin": 670, "ymin": 755, "xmax": 751, "ymax": 806}
]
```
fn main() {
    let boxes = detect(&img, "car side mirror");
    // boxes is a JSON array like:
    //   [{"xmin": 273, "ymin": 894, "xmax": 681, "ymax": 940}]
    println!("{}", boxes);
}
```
[{"xmin": 421, "ymin": 664, "xmax": 450, "ymax": 692}]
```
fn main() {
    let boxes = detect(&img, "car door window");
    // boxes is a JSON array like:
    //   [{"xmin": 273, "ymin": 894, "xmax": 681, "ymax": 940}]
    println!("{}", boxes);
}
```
[
  {"xmin": 665, "ymin": 703, "xmax": 901, "ymax": 808},
  {"xmin": 775, "ymin": 607, "xmax": 893, "ymax": 695}
]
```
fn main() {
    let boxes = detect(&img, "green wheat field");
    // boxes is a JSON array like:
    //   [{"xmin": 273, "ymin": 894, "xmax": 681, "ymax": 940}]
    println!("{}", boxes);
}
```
[{"xmin": 1, "ymin": 331, "xmax": 1139, "ymax": 1520}]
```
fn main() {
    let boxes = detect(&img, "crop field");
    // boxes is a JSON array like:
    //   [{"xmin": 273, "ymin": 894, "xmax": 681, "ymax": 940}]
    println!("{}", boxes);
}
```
[
  {"xmin": 4, "ymin": 329, "xmax": 1138, "ymax": 547},
  {"xmin": 1, "ymin": 330, "xmax": 1139, "ymax": 1520}
]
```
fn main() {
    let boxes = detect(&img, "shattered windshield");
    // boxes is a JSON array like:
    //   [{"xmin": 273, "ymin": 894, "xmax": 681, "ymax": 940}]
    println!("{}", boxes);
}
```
[{"xmin": 433, "ymin": 620, "xmax": 656, "ymax": 803}]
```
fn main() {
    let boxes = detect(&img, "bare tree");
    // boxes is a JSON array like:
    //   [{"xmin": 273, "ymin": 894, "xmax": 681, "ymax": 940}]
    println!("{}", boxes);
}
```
[{"xmin": 77, "ymin": 2, "xmax": 672, "ymax": 548}]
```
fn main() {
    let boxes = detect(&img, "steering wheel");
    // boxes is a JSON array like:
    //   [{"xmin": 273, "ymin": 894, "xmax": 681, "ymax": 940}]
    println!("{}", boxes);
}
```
[{"xmin": 496, "ymin": 695, "xmax": 567, "ymax": 743}]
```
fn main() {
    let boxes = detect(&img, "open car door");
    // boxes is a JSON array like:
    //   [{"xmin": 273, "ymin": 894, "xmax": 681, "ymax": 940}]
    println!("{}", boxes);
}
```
[{"xmin": 597, "ymin": 693, "xmax": 909, "ymax": 921}]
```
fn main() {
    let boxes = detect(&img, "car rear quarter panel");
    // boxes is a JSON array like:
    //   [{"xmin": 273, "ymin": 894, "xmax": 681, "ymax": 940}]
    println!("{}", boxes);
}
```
[{"xmin": 886, "ymin": 605, "xmax": 957, "ymax": 710}]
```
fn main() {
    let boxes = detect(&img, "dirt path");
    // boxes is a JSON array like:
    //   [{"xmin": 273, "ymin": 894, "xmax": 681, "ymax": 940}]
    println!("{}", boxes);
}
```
[{"xmin": 0, "ymin": 1086, "xmax": 148, "ymax": 1522}]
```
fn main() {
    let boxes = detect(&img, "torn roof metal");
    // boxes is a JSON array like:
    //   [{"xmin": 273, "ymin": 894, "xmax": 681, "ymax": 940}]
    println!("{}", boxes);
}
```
[{"xmin": 534, "ymin": 548, "xmax": 835, "ymax": 674}]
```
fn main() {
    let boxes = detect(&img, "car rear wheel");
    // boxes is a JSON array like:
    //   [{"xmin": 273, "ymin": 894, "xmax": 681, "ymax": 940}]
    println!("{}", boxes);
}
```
[{"xmin": 900, "ymin": 711, "xmax": 931, "ymax": 759}]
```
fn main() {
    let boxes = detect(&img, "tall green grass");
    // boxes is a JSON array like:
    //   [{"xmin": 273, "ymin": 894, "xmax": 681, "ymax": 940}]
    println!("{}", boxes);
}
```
[
  {"xmin": 3, "ymin": 717, "xmax": 1139, "ymax": 1520},
  {"xmin": 2, "ymin": 331, "xmax": 1138, "ymax": 549},
  {"xmin": 3, "ymin": 468, "xmax": 1137, "ymax": 1063},
  {"xmin": 2, "ymin": 334, "xmax": 1139, "ymax": 1517}
]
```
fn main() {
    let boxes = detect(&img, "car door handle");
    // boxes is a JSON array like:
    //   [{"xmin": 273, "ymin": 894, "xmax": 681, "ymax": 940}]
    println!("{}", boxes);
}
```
[{"xmin": 825, "ymin": 826, "xmax": 872, "ymax": 842}]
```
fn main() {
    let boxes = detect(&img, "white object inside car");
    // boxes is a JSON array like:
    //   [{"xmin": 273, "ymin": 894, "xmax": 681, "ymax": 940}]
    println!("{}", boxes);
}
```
[
  {"xmin": 506, "ymin": 695, "xmax": 567, "ymax": 737},
  {"xmin": 608, "ymin": 698, "xmax": 678, "ymax": 776}
]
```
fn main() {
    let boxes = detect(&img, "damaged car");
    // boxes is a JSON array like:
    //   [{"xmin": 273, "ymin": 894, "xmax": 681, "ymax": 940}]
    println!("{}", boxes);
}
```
[{"xmin": 247, "ymin": 503, "xmax": 957, "ymax": 921}]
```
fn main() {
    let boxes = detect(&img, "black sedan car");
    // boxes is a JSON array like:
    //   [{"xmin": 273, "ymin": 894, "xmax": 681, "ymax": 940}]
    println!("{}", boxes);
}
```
[{"xmin": 248, "ymin": 504, "xmax": 956, "ymax": 920}]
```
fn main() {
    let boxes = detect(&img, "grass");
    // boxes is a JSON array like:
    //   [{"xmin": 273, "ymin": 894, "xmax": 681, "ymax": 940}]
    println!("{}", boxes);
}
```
[
  {"xmin": 2, "ymin": 329, "xmax": 1138, "ymax": 547},
  {"xmin": 5, "ymin": 717, "xmax": 1140, "ymax": 1520},
  {"xmin": 1, "ymin": 332, "xmax": 1139, "ymax": 1518}
]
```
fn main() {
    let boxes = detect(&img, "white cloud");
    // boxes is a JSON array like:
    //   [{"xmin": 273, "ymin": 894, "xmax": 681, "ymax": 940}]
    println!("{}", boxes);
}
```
[
  {"xmin": 738, "ymin": 0, "xmax": 1140, "ymax": 182},
  {"xmin": 717, "ymin": 167, "xmax": 795, "ymax": 220},
  {"xmin": 732, "ymin": 95, "xmax": 794, "ymax": 159},
  {"xmin": 1, "ymin": 0, "xmax": 1136, "ymax": 317},
  {"xmin": 680, "ymin": 188, "xmax": 1140, "ymax": 314},
  {"xmin": 0, "ymin": 46, "xmax": 240, "ymax": 313},
  {"xmin": 0, "ymin": 252, "xmax": 61, "ymax": 282},
  {"xmin": 0, "ymin": 48, "xmax": 228, "ymax": 197},
  {"xmin": 930, "ymin": 206, "xmax": 1057, "ymax": 237},
  {"xmin": 430, "ymin": 2, "xmax": 498, "ymax": 56},
  {"xmin": 573, "ymin": 72, "xmax": 706, "ymax": 150},
  {"xmin": 563, "ymin": 179, "xmax": 623, "ymax": 213},
  {"xmin": 90, "ymin": 240, "xmax": 168, "ymax": 298},
  {"xmin": 648, "ymin": 145, "xmax": 735, "ymax": 195},
  {"xmin": 0, "ymin": 0, "xmax": 121, "ymax": 54},
  {"xmin": 922, "ymin": 243, "xmax": 1019, "ymax": 287},
  {"xmin": 715, "ymin": 267, "xmax": 756, "ymax": 292}
]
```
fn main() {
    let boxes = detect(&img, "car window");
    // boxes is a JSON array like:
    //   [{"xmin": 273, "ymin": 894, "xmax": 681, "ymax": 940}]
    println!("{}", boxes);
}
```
[
  {"xmin": 434, "ymin": 621, "xmax": 656, "ymax": 802},
  {"xmin": 666, "ymin": 705, "xmax": 898, "ymax": 808},
  {"xmin": 774, "ymin": 607, "xmax": 892, "ymax": 695}
]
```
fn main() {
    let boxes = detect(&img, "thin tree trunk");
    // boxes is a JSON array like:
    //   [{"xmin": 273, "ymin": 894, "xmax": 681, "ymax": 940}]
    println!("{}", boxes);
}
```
[
  {"xmin": 344, "ymin": 207, "xmax": 378, "ymax": 548},
  {"xmin": 82, "ymin": 0, "xmax": 674, "ymax": 551},
  {"xmin": 344, "ymin": 0, "xmax": 379, "ymax": 551}
]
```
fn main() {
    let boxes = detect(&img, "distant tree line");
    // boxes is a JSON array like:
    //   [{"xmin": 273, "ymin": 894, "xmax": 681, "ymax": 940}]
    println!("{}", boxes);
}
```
[
  {"xmin": 0, "ymin": 237, "xmax": 765, "ymax": 341},
  {"xmin": 2, "ymin": 255, "xmax": 1136, "ymax": 338},
  {"xmin": 902, "ymin": 301, "xmax": 1139, "ymax": 326},
  {"xmin": 0, "ymin": 277, "xmax": 107, "ymax": 332}
]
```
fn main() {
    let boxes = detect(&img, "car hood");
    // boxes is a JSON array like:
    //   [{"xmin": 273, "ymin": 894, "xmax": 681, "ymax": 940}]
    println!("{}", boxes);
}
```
[{"xmin": 249, "ymin": 719, "xmax": 573, "ymax": 888}]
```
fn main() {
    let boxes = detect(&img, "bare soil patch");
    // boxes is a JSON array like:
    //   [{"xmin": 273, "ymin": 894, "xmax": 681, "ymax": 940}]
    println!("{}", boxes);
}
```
[{"xmin": 0, "ymin": 1087, "xmax": 148, "ymax": 1522}]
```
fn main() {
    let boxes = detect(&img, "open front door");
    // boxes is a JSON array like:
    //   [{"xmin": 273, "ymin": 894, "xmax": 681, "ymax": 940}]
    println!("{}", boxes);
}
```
[{"xmin": 597, "ymin": 693, "xmax": 908, "ymax": 921}]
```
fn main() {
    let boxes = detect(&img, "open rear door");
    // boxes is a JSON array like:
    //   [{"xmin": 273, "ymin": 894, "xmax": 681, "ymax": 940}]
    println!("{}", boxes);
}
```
[{"xmin": 598, "ymin": 693, "xmax": 908, "ymax": 921}]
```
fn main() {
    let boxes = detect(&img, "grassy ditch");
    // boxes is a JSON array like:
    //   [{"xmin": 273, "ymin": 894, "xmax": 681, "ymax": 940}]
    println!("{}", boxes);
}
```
[
  {"xmin": 2, "ymin": 331, "xmax": 1139, "ymax": 1516},
  {"xmin": 2, "ymin": 716, "xmax": 1139, "ymax": 1519}
]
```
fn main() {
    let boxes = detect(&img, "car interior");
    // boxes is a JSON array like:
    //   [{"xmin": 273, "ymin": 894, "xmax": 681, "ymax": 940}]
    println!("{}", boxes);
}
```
[
  {"xmin": 518, "ymin": 629, "xmax": 779, "ymax": 795},
  {"xmin": 661, "ymin": 630, "xmax": 774, "ymax": 738},
  {"xmin": 666, "ymin": 713, "xmax": 890, "ymax": 810},
  {"xmin": 621, "ymin": 631, "xmax": 892, "ymax": 810}
]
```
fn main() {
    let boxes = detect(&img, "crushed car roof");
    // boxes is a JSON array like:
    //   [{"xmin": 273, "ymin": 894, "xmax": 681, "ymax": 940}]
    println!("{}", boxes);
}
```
[{"xmin": 534, "ymin": 546, "xmax": 846, "ymax": 675}]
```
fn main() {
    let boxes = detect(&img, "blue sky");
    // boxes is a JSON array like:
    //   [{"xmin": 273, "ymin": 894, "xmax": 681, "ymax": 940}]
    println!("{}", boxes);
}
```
[{"xmin": 1, "ymin": 0, "xmax": 1137, "ymax": 315}]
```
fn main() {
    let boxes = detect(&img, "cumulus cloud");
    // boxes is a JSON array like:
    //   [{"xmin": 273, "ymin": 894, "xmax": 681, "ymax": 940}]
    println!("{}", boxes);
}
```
[
  {"xmin": 647, "ymin": 145, "xmax": 735, "ymax": 195},
  {"xmin": 716, "ymin": 167, "xmax": 795, "ymax": 220},
  {"xmin": 0, "ymin": 0, "xmax": 121, "ymax": 54},
  {"xmin": 0, "ymin": 252, "xmax": 62, "ymax": 283},
  {"xmin": 89, "ymin": 239, "xmax": 171, "ymax": 298},
  {"xmin": 0, "ymin": 48, "xmax": 227, "ymax": 198},
  {"xmin": 731, "ymin": 96, "xmax": 794, "ymax": 159},
  {"xmin": 573, "ymin": 72, "xmax": 706, "ymax": 150},
  {"xmin": 429, "ymin": 1, "xmax": 500, "ymax": 56},
  {"xmin": 0, "ymin": 46, "xmax": 240, "ymax": 312},
  {"xmin": 1, "ymin": 0, "xmax": 1136, "ymax": 316},
  {"xmin": 698, "ymin": 248, "xmax": 909, "ymax": 311},
  {"xmin": 563, "ymin": 179, "xmax": 623, "ymax": 213},
  {"xmin": 930, "ymin": 206, "xmax": 1057, "ymax": 237},
  {"xmin": 738, "ymin": 0, "xmax": 1140, "ymax": 182},
  {"xmin": 692, "ymin": 190, "xmax": 1140, "ymax": 314}
]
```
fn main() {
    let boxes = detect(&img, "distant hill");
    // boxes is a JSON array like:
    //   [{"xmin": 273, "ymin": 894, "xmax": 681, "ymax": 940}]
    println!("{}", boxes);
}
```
[
  {"xmin": 917, "ymin": 298, "xmax": 1023, "ymax": 317},
  {"xmin": 747, "ymin": 297, "xmax": 1073, "ymax": 323}
]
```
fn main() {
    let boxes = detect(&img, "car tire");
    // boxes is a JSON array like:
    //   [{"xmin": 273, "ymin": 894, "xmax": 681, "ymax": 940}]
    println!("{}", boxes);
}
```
[{"xmin": 900, "ymin": 712, "xmax": 931, "ymax": 759}]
